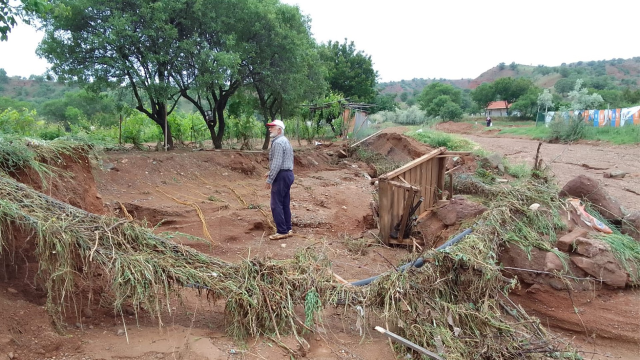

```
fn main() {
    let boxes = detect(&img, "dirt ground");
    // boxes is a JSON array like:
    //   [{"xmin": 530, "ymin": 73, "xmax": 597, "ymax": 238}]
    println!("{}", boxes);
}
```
[{"xmin": 1, "ymin": 129, "xmax": 639, "ymax": 360}]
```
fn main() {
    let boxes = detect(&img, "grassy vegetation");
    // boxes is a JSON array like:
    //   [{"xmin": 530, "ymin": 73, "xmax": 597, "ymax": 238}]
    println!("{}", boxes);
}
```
[
  {"xmin": 407, "ymin": 129, "xmax": 477, "ymax": 151},
  {"xmin": 499, "ymin": 122, "xmax": 640, "ymax": 145}
]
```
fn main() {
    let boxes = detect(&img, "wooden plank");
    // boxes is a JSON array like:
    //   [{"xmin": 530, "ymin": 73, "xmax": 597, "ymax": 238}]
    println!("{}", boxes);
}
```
[
  {"xmin": 378, "ymin": 180, "xmax": 390, "ymax": 244},
  {"xmin": 417, "ymin": 163, "xmax": 426, "ymax": 213},
  {"xmin": 388, "ymin": 180, "xmax": 419, "ymax": 192},
  {"xmin": 437, "ymin": 157, "xmax": 446, "ymax": 200},
  {"xmin": 380, "ymin": 147, "xmax": 446, "ymax": 180},
  {"xmin": 425, "ymin": 158, "xmax": 433, "ymax": 208},
  {"xmin": 449, "ymin": 172, "xmax": 454, "ymax": 200},
  {"xmin": 349, "ymin": 130, "xmax": 383, "ymax": 148},
  {"xmin": 441, "ymin": 151, "xmax": 472, "ymax": 156},
  {"xmin": 432, "ymin": 158, "xmax": 441, "ymax": 204}
]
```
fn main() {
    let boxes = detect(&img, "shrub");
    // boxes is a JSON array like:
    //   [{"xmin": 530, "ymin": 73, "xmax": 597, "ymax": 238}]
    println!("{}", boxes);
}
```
[
  {"xmin": 548, "ymin": 116, "xmax": 586, "ymax": 143},
  {"xmin": 409, "ymin": 130, "xmax": 476, "ymax": 151}
]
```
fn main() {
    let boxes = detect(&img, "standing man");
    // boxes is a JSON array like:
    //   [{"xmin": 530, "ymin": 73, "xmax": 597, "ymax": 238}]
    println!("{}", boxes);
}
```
[{"xmin": 265, "ymin": 120, "xmax": 294, "ymax": 240}]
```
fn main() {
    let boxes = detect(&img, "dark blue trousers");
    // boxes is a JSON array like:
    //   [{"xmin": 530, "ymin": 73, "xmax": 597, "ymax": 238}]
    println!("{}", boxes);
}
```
[{"xmin": 270, "ymin": 170, "xmax": 294, "ymax": 234}]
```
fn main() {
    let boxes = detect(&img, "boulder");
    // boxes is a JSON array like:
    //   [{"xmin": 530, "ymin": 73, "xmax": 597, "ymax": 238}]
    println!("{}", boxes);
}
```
[
  {"xmin": 573, "ymin": 237, "xmax": 610, "ymax": 258},
  {"xmin": 559, "ymin": 175, "xmax": 625, "ymax": 221},
  {"xmin": 556, "ymin": 228, "xmax": 589, "ymax": 252},
  {"xmin": 621, "ymin": 211, "xmax": 640, "ymax": 242},
  {"xmin": 570, "ymin": 253, "xmax": 628, "ymax": 288},
  {"xmin": 436, "ymin": 197, "xmax": 487, "ymax": 226},
  {"xmin": 483, "ymin": 153, "xmax": 503, "ymax": 169},
  {"xmin": 544, "ymin": 252, "xmax": 565, "ymax": 272}
]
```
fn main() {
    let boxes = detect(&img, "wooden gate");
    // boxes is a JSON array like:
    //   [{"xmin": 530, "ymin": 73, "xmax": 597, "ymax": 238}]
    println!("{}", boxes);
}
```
[{"xmin": 377, "ymin": 147, "xmax": 468, "ymax": 245}]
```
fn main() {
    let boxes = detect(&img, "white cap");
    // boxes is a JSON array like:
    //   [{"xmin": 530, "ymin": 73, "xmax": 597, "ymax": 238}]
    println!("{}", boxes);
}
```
[{"xmin": 266, "ymin": 119, "xmax": 285, "ymax": 130}]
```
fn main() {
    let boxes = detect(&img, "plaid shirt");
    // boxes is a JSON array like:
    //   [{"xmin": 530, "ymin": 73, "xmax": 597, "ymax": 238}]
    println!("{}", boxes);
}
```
[{"xmin": 267, "ymin": 134, "xmax": 294, "ymax": 184}]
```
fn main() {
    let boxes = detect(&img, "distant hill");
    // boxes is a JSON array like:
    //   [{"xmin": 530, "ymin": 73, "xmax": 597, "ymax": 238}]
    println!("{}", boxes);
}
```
[
  {"xmin": 0, "ymin": 76, "xmax": 77, "ymax": 105},
  {"xmin": 378, "ymin": 57, "xmax": 640, "ymax": 99}
]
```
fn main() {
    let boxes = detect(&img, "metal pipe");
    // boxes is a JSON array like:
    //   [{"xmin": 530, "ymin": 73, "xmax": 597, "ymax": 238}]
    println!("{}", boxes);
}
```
[{"xmin": 349, "ymin": 227, "xmax": 473, "ymax": 287}]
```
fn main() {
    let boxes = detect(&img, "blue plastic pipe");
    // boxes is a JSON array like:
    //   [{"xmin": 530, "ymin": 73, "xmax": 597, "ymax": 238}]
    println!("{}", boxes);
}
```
[{"xmin": 349, "ymin": 227, "xmax": 473, "ymax": 287}]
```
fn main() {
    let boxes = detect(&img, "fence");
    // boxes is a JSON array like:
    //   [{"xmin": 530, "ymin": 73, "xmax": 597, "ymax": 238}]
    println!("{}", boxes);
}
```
[
  {"xmin": 542, "ymin": 106, "xmax": 640, "ymax": 127},
  {"xmin": 377, "ymin": 147, "xmax": 469, "ymax": 245}
]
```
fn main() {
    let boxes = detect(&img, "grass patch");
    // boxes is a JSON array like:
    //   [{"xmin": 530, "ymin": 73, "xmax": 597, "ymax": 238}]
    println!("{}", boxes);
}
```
[
  {"xmin": 582, "ymin": 125, "xmax": 640, "ymax": 144},
  {"xmin": 499, "ymin": 121, "xmax": 640, "ymax": 145},
  {"xmin": 505, "ymin": 162, "xmax": 530, "ymax": 179},
  {"xmin": 407, "ymin": 129, "xmax": 477, "ymax": 151}
]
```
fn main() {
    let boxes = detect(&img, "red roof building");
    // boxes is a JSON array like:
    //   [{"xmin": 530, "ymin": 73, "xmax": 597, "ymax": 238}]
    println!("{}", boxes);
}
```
[{"xmin": 486, "ymin": 101, "xmax": 511, "ymax": 117}]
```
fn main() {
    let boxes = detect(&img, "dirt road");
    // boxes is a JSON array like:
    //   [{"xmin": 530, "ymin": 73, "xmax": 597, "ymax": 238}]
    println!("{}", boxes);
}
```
[{"xmin": 464, "ymin": 134, "xmax": 640, "ymax": 213}]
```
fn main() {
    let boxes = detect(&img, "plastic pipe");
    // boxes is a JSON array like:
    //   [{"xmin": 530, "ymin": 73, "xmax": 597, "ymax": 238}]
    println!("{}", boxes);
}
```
[{"xmin": 349, "ymin": 227, "xmax": 473, "ymax": 287}]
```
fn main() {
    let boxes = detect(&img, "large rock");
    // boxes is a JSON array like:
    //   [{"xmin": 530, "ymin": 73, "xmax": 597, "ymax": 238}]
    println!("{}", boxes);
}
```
[
  {"xmin": 544, "ymin": 252, "xmax": 565, "ymax": 272},
  {"xmin": 556, "ymin": 228, "xmax": 589, "ymax": 252},
  {"xmin": 573, "ymin": 237, "xmax": 610, "ymax": 258},
  {"xmin": 570, "ymin": 253, "xmax": 628, "ymax": 288},
  {"xmin": 621, "ymin": 211, "xmax": 640, "ymax": 242},
  {"xmin": 436, "ymin": 197, "xmax": 487, "ymax": 226},
  {"xmin": 500, "ymin": 245, "xmax": 590, "ymax": 289},
  {"xmin": 559, "ymin": 175, "xmax": 625, "ymax": 221}
]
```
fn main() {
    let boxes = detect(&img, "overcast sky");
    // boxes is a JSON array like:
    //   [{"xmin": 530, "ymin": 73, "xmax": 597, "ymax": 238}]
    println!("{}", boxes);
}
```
[{"xmin": 2, "ymin": 0, "xmax": 639, "ymax": 82}]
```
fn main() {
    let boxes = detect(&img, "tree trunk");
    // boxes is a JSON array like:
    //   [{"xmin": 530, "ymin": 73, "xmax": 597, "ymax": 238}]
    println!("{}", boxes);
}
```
[{"xmin": 212, "ymin": 104, "xmax": 225, "ymax": 149}]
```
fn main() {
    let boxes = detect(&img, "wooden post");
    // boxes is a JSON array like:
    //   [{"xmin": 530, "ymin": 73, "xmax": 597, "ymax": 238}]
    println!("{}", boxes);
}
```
[
  {"xmin": 449, "ymin": 172, "xmax": 454, "ymax": 200},
  {"xmin": 437, "ymin": 156, "xmax": 446, "ymax": 200},
  {"xmin": 118, "ymin": 114, "xmax": 123, "ymax": 145}
]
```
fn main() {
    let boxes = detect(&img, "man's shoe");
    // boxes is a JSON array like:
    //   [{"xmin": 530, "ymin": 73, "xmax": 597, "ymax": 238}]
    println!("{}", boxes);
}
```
[{"xmin": 269, "ymin": 233, "xmax": 290, "ymax": 240}]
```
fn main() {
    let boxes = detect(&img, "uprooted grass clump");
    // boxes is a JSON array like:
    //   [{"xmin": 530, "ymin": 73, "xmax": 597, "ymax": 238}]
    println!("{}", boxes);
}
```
[{"xmin": 0, "ymin": 135, "xmax": 87, "ymax": 186}]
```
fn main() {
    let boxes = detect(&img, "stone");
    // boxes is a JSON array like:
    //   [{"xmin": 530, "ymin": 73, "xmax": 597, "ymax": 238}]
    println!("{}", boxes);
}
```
[
  {"xmin": 7, "ymin": 288, "xmax": 17, "ymax": 294},
  {"xmin": 436, "ymin": 198, "xmax": 487, "ymax": 226},
  {"xmin": 82, "ymin": 308, "xmax": 93, "ymax": 318},
  {"xmin": 116, "ymin": 329, "xmax": 125, "ymax": 336},
  {"xmin": 544, "ymin": 252, "xmax": 565, "ymax": 272},
  {"xmin": 556, "ymin": 228, "xmax": 588, "ymax": 252},
  {"xmin": 497, "ymin": 163, "xmax": 505, "ymax": 173},
  {"xmin": 573, "ymin": 237, "xmax": 610, "ymax": 258},
  {"xmin": 559, "ymin": 175, "xmax": 625, "ymax": 221},
  {"xmin": 603, "ymin": 170, "xmax": 627, "ymax": 179},
  {"xmin": 570, "ymin": 253, "xmax": 628, "ymax": 288},
  {"xmin": 485, "ymin": 153, "xmax": 503, "ymax": 169},
  {"xmin": 7, "ymin": 352, "xmax": 14, "ymax": 359},
  {"xmin": 621, "ymin": 211, "xmax": 640, "ymax": 242}
]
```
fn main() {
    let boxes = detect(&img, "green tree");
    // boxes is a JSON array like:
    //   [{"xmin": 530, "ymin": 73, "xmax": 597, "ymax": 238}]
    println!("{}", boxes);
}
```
[
  {"xmin": 0, "ymin": 96, "xmax": 34, "ymax": 112},
  {"xmin": 371, "ymin": 93, "xmax": 397, "ymax": 113},
  {"xmin": 507, "ymin": 87, "xmax": 539, "ymax": 117},
  {"xmin": 471, "ymin": 83, "xmax": 496, "ymax": 109},
  {"xmin": 554, "ymin": 78, "xmax": 575, "ymax": 95},
  {"xmin": 38, "ymin": 0, "xmax": 182, "ymax": 148},
  {"xmin": 399, "ymin": 91, "xmax": 409, "ymax": 102},
  {"xmin": 492, "ymin": 77, "xmax": 532, "ymax": 104},
  {"xmin": 537, "ymin": 89, "xmax": 553, "ymax": 114},
  {"xmin": 439, "ymin": 102, "xmax": 463, "ymax": 121},
  {"xmin": 0, "ymin": 68, "xmax": 8, "ymax": 82},
  {"xmin": 319, "ymin": 39, "xmax": 378, "ymax": 103},
  {"xmin": 569, "ymin": 79, "xmax": 603, "ymax": 110},
  {"xmin": 417, "ymin": 82, "xmax": 462, "ymax": 114},
  {"xmin": 1, "ymin": 0, "xmax": 49, "ymax": 41},
  {"xmin": 426, "ymin": 95, "xmax": 453, "ymax": 117}
]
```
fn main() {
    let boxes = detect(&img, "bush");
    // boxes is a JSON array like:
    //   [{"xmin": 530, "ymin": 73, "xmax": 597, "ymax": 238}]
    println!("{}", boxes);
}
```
[
  {"xmin": 548, "ymin": 116, "xmax": 586, "ymax": 143},
  {"xmin": 408, "ymin": 130, "xmax": 476, "ymax": 151}
]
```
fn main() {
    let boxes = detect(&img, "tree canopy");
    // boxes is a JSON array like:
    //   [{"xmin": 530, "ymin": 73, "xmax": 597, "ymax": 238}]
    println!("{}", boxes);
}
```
[
  {"xmin": 1, "ymin": 0, "xmax": 48, "ymax": 41},
  {"xmin": 319, "ymin": 39, "xmax": 377, "ymax": 103},
  {"xmin": 417, "ymin": 82, "xmax": 462, "ymax": 115},
  {"xmin": 37, "ymin": 0, "xmax": 325, "ymax": 149}
]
